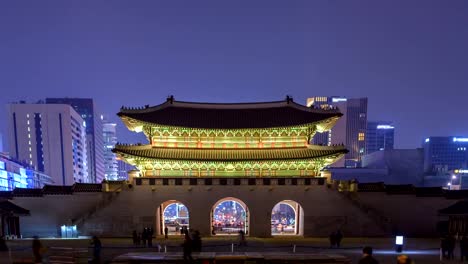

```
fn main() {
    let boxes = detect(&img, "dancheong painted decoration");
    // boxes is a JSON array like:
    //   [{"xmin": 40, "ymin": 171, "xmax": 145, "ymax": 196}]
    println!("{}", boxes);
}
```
[{"xmin": 113, "ymin": 96, "xmax": 348, "ymax": 177}]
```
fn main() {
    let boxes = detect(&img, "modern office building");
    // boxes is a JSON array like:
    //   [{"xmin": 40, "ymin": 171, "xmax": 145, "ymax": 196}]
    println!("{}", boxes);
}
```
[
  {"xmin": 307, "ymin": 97, "xmax": 367, "ymax": 167},
  {"xmin": 366, "ymin": 121, "xmax": 395, "ymax": 155},
  {"xmin": 423, "ymin": 136, "xmax": 468, "ymax": 175},
  {"xmin": 117, "ymin": 159, "xmax": 134, "ymax": 181},
  {"xmin": 103, "ymin": 121, "xmax": 119, "ymax": 180},
  {"xmin": 7, "ymin": 102, "xmax": 89, "ymax": 185},
  {"xmin": 46, "ymin": 98, "xmax": 105, "ymax": 183}
]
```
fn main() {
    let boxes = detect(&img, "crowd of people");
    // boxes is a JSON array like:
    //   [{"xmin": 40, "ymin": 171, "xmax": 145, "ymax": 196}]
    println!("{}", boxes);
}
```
[
  {"xmin": 132, "ymin": 227, "xmax": 154, "ymax": 247},
  {"xmin": 441, "ymin": 234, "xmax": 468, "ymax": 261}
]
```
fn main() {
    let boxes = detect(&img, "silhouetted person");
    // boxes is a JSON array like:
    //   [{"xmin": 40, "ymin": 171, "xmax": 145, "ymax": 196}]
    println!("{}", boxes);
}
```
[
  {"xmin": 132, "ymin": 230, "xmax": 138, "ymax": 246},
  {"xmin": 91, "ymin": 236, "xmax": 102, "ymax": 264},
  {"xmin": 0, "ymin": 236, "xmax": 8, "ymax": 261},
  {"xmin": 182, "ymin": 230, "xmax": 193, "ymax": 263},
  {"xmin": 164, "ymin": 227, "xmax": 169, "ymax": 239},
  {"xmin": 238, "ymin": 230, "xmax": 247, "ymax": 246},
  {"xmin": 143, "ymin": 228, "xmax": 149, "ymax": 247},
  {"xmin": 0, "ymin": 236, "xmax": 7, "ymax": 251},
  {"xmin": 441, "ymin": 235, "xmax": 448, "ymax": 258},
  {"xmin": 447, "ymin": 235, "xmax": 456, "ymax": 260},
  {"xmin": 192, "ymin": 230, "xmax": 202, "ymax": 252},
  {"xmin": 335, "ymin": 230, "xmax": 343, "ymax": 248},
  {"xmin": 148, "ymin": 228, "xmax": 154, "ymax": 247},
  {"xmin": 32, "ymin": 236, "xmax": 44, "ymax": 264},
  {"xmin": 461, "ymin": 236, "xmax": 468, "ymax": 261},
  {"xmin": 358, "ymin": 246, "xmax": 379, "ymax": 264},
  {"xmin": 329, "ymin": 232, "xmax": 336, "ymax": 248}
]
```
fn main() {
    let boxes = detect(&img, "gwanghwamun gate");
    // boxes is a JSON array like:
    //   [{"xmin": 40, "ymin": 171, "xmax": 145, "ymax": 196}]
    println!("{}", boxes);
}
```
[{"xmin": 2, "ymin": 96, "xmax": 466, "ymax": 238}]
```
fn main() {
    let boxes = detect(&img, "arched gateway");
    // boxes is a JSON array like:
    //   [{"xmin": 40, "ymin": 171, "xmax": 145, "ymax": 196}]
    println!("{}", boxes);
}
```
[
  {"xmin": 271, "ymin": 200, "xmax": 304, "ymax": 236},
  {"xmin": 212, "ymin": 197, "xmax": 249, "ymax": 236},
  {"xmin": 157, "ymin": 200, "xmax": 189, "ymax": 236},
  {"xmin": 113, "ymin": 96, "xmax": 348, "ymax": 237}
]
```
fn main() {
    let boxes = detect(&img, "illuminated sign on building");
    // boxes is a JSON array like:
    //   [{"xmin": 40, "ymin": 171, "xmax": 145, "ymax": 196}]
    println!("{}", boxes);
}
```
[
  {"xmin": 425, "ymin": 138, "xmax": 430, "ymax": 143},
  {"xmin": 332, "ymin": 98, "xmax": 347, "ymax": 103},
  {"xmin": 455, "ymin": 169, "xmax": 468, "ymax": 174},
  {"xmin": 377, "ymin": 125, "xmax": 395, "ymax": 129},
  {"xmin": 453, "ymin": 137, "xmax": 468, "ymax": 142}
]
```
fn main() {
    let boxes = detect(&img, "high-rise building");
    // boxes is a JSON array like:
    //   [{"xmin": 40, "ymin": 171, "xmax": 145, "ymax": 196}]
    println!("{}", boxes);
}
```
[
  {"xmin": 7, "ymin": 102, "xmax": 88, "ymax": 185},
  {"xmin": 46, "ymin": 98, "xmax": 105, "ymax": 183},
  {"xmin": 103, "ymin": 121, "xmax": 118, "ymax": 180},
  {"xmin": 366, "ymin": 121, "xmax": 395, "ymax": 155},
  {"xmin": 423, "ymin": 136, "xmax": 468, "ymax": 175},
  {"xmin": 117, "ymin": 159, "xmax": 134, "ymax": 181},
  {"xmin": 307, "ymin": 97, "xmax": 367, "ymax": 167}
]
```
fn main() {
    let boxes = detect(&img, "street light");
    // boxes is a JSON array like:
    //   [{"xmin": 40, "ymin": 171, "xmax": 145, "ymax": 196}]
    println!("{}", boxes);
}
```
[{"xmin": 395, "ymin": 236, "xmax": 404, "ymax": 252}]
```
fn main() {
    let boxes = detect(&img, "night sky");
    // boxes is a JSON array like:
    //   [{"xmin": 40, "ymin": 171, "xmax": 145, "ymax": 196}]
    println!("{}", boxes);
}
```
[{"xmin": 1, "ymin": 1, "xmax": 467, "ymax": 149}]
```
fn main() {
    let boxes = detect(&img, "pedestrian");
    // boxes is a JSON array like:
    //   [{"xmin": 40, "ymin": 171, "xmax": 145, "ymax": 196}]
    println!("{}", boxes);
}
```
[
  {"xmin": 182, "ymin": 229, "xmax": 193, "ymax": 263},
  {"xmin": 0, "ymin": 236, "xmax": 9, "ymax": 262},
  {"xmin": 397, "ymin": 254, "xmax": 413, "ymax": 264},
  {"xmin": 358, "ymin": 246, "xmax": 379, "ymax": 264},
  {"xmin": 192, "ymin": 230, "xmax": 202, "ymax": 252},
  {"xmin": 142, "ymin": 228, "xmax": 148, "ymax": 247},
  {"xmin": 329, "ymin": 232, "xmax": 336, "ymax": 248},
  {"xmin": 335, "ymin": 229, "xmax": 343, "ymax": 248},
  {"xmin": 164, "ymin": 226, "xmax": 169, "ymax": 239},
  {"xmin": 447, "ymin": 235, "xmax": 456, "ymax": 260},
  {"xmin": 148, "ymin": 228, "xmax": 154, "ymax": 247},
  {"xmin": 32, "ymin": 236, "xmax": 45, "ymax": 264},
  {"xmin": 238, "ymin": 230, "xmax": 247, "ymax": 247},
  {"xmin": 132, "ymin": 230, "xmax": 138, "ymax": 246},
  {"xmin": 441, "ymin": 235, "xmax": 448, "ymax": 259},
  {"xmin": 461, "ymin": 235, "xmax": 468, "ymax": 261},
  {"xmin": 91, "ymin": 236, "xmax": 102, "ymax": 264}
]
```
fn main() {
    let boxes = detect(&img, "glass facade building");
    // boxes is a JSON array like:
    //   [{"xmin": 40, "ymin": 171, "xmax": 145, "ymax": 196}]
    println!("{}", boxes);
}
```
[
  {"xmin": 423, "ymin": 136, "xmax": 468, "ymax": 175},
  {"xmin": 366, "ymin": 121, "xmax": 395, "ymax": 155},
  {"xmin": 0, "ymin": 154, "xmax": 53, "ymax": 191}
]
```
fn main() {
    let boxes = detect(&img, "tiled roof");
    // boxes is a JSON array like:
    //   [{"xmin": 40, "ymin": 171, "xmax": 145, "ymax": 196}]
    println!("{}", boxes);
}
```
[
  {"xmin": 415, "ymin": 187, "xmax": 444, "ymax": 197},
  {"xmin": 0, "ymin": 192, "xmax": 13, "ymax": 199},
  {"xmin": 42, "ymin": 185, "xmax": 73, "ymax": 195},
  {"xmin": 385, "ymin": 184, "xmax": 415, "ymax": 195},
  {"xmin": 439, "ymin": 201, "xmax": 468, "ymax": 215},
  {"xmin": 357, "ymin": 182, "xmax": 386, "ymax": 192},
  {"xmin": 118, "ymin": 98, "xmax": 342, "ymax": 129},
  {"xmin": 12, "ymin": 188, "xmax": 43, "ymax": 197},
  {"xmin": 73, "ymin": 183, "xmax": 102, "ymax": 192},
  {"xmin": 113, "ymin": 145, "xmax": 348, "ymax": 161},
  {"xmin": 0, "ymin": 200, "xmax": 30, "ymax": 215}
]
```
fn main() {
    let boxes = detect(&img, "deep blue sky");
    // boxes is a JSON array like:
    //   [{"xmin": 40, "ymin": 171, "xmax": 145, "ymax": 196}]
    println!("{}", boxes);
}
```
[{"xmin": 1, "ymin": 1, "xmax": 467, "ymax": 148}]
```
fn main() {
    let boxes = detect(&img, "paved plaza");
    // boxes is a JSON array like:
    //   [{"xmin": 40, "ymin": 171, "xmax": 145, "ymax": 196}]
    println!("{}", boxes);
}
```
[{"xmin": 1, "ymin": 237, "xmax": 464, "ymax": 263}]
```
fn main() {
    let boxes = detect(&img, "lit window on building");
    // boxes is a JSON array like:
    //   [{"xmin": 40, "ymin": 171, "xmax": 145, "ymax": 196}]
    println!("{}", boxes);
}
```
[{"xmin": 358, "ymin": 133, "xmax": 365, "ymax": 141}]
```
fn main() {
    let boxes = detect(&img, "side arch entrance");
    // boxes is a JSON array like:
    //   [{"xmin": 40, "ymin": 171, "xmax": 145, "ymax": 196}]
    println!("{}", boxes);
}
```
[
  {"xmin": 211, "ymin": 197, "xmax": 249, "ymax": 236},
  {"xmin": 271, "ymin": 200, "xmax": 304, "ymax": 236},
  {"xmin": 157, "ymin": 200, "xmax": 190, "ymax": 236}
]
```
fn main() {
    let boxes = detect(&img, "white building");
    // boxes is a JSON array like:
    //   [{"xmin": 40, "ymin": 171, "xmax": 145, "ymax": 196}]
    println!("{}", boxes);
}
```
[
  {"xmin": 103, "ymin": 121, "xmax": 118, "ymax": 180},
  {"xmin": 8, "ymin": 102, "xmax": 89, "ymax": 185}
]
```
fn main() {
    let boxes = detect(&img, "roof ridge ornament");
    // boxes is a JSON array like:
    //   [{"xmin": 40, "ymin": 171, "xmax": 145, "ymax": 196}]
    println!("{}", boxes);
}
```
[
  {"xmin": 167, "ymin": 95, "xmax": 174, "ymax": 104},
  {"xmin": 286, "ymin": 95, "xmax": 293, "ymax": 104}
]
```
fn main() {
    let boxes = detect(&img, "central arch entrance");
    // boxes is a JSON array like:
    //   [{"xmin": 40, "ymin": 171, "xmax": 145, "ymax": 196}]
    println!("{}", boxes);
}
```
[
  {"xmin": 158, "ymin": 200, "xmax": 189, "ymax": 236},
  {"xmin": 271, "ymin": 200, "xmax": 304, "ymax": 236},
  {"xmin": 211, "ymin": 197, "xmax": 249, "ymax": 236}
]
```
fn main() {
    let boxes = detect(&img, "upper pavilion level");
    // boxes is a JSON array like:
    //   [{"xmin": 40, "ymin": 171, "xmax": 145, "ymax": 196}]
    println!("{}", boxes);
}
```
[{"xmin": 118, "ymin": 96, "xmax": 343, "ymax": 148}]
